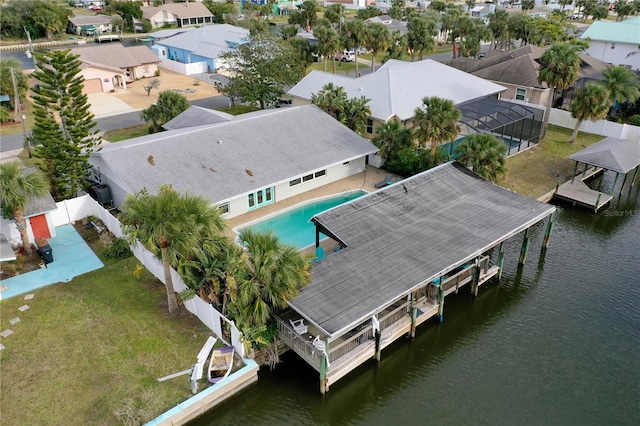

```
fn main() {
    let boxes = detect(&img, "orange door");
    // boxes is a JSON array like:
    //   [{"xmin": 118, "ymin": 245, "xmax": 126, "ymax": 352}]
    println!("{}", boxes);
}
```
[{"xmin": 29, "ymin": 215, "xmax": 51, "ymax": 239}]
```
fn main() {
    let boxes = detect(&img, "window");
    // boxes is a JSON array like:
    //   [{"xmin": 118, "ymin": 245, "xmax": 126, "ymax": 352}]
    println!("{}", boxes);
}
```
[
  {"xmin": 248, "ymin": 187, "xmax": 274, "ymax": 210},
  {"xmin": 290, "ymin": 178, "xmax": 301, "ymax": 186},
  {"xmin": 366, "ymin": 119, "xmax": 373, "ymax": 134},
  {"xmin": 314, "ymin": 170, "xmax": 326, "ymax": 178},
  {"xmin": 611, "ymin": 43, "xmax": 615, "ymax": 49},
  {"xmin": 303, "ymin": 174, "xmax": 313, "ymax": 182},
  {"xmin": 343, "ymin": 161, "xmax": 351, "ymax": 166},
  {"xmin": 515, "ymin": 88, "xmax": 526, "ymax": 101},
  {"xmin": 218, "ymin": 203, "xmax": 229, "ymax": 215}
]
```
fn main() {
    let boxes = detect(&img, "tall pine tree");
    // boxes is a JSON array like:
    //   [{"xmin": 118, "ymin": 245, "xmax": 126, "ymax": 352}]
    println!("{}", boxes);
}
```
[{"xmin": 31, "ymin": 49, "xmax": 99, "ymax": 200}]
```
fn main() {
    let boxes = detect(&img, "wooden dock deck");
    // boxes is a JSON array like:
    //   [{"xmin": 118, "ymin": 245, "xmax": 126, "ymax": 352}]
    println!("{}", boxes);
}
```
[{"xmin": 554, "ymin": 179, "xmax": 612, "ymax": 212}]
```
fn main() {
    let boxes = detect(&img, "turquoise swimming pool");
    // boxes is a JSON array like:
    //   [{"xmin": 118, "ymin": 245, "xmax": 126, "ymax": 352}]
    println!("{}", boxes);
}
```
[{"xmin": 240, "ymin": 191, "xmax": 366, "ymax": 250}]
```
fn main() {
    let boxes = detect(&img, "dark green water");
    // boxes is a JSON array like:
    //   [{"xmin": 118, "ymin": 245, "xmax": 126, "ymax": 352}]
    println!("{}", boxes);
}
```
[{"xmin": 189, "ymin": 174, "xmax": 640, "ymax": 426}]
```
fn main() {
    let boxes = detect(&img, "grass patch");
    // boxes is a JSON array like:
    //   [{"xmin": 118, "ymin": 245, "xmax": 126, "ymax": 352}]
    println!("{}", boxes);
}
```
[
  {"xmin": 103, "ymin": 124, "xmax": 150, "ymax": 142},
  {"xmin": 497, "ymin": 125, "xmax": 604, "ymax": 199},
  {"xmin": 0, "ymin": 99, "xmax": 35, "ymax": 137},
  {"xmin": 0, "ymin": 245, "xmax": 213, "ymax": 426},
  {"xmin": 217, "ymin": 104, "xmax": 261, "ymax": 115}
]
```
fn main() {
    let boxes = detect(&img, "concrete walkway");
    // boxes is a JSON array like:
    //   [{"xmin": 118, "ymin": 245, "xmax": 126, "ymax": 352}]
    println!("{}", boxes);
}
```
[{"xmin": 0, "ymin": 224, "xmax": 104, "ymax": 300}]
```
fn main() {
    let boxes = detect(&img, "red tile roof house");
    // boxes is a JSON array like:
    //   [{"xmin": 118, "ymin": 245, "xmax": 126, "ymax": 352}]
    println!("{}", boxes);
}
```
[{"xmin": 69, "ymin": 44, "xmax": 160, "ymax": 93}]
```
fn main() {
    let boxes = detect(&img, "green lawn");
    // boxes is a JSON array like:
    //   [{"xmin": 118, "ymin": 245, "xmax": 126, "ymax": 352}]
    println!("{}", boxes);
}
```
[
  {"xmin": 103, "ymin": 124, "xmax": 150, "ymax": 142},
  {"xmin": 498, "ymin": 125, "xmax": 604, "ymax": 199},
  {"xmin": 0, "ymin": 228, "xmax": 213, "ymax": 426}
]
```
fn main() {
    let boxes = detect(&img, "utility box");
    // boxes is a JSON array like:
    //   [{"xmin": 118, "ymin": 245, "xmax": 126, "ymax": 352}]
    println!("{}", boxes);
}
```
[{"xmin": 35, "ymin": 237, "xmax": 54, "ymax": 264}]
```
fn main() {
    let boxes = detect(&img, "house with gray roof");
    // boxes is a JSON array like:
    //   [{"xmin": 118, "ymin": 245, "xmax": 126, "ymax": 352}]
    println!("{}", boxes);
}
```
[
  {"xmin": 70, "ymin": 44, "xmax": 160, "ymax": 93},
  {"xmin": 88, "ymin": 105, "xmax": 378, "ymax": 218},
  {"xmin": 365, "ymin": 14, "xmax": 408, "ymax": 35},
  {"xmin": 444, "ymin": 45, "xmax": 610, "ymax": 109},
  {"xmin": 153, "ymin": 24, "xmax": 250, "ymax": 75},
  {"xmin": 287, "ymin": 59, "xmax": 506, "ymax": 138},
  {"xmin": 580, "ymin": 16, "xmax": 640, "ymax": 70},
  {"xmin": 162, "ymin": 105, "xmax": 233, "ymax": 130},
  {"xmin": 68, "ymin": 15, "xmax": 115, "ymax": 36},
  {"xmin": 142, "ymin": 1, "xmax": 214, "ymax": 29}
]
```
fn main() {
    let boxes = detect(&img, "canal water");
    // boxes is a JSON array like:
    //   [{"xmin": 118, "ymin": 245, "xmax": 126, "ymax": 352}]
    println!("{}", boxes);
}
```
[{"xmin": 189, "ymin": 171, "xmax": 640, "ymax": 426}]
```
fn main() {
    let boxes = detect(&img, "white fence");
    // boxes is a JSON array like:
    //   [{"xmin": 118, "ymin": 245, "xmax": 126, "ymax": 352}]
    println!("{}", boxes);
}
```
[
  {"xmin": 52, "ymin": 195, "xmax": 245, "ymax": 357},
  {"xmin": 158, "ymin": 59, "xmax": 208, "ymax": 76},
  {"xmin": 549, "ymin": 108, "xmax": 640, "ymax": 141}
]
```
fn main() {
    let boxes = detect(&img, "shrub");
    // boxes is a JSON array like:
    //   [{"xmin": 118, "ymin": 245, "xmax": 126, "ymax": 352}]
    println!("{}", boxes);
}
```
[
  {"xmin": 627, "ymin": 114, "xmax": 640, "ymax": 126},
  {"xmin": 102, "ymin": 237, "xmax": 133, "ymax": 259},
  {"xmin": 384, "ymin": 146, "xmax": 448, "ymax": 177}
]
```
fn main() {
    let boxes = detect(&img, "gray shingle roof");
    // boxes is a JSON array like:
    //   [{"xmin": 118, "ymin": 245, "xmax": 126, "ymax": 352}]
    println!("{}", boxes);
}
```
[
  {"xmin": 569, "ymin": 137, "xmax": 640, "ymax": 174},
  {"xmin": 287, "ymin": 59, "xmax": 506, "ymax": 121},
  {"xmin": 70, "ymin": 44, "xmax": 159, "ymax": 69},
  {"xmin": 155, "ymin": 24, "xmax": 249, "ymax": 59},
  {"xmin": 445, "ymin": 45, "xmax": 609, "ymax": 87},
  {"xmin": 290, "ymin": 162, "xmax": 555, "ymax": 337},
  {"xmin": 68, "ymin": 15, "xmax": 115, "ymax": 26},
  {"xmin": 162, "ymin": 106, "xmax": 233, "ymax": 130},
  {"xmin": 90, "ymin": 105, "xmax": 378, "ymax": 204}
]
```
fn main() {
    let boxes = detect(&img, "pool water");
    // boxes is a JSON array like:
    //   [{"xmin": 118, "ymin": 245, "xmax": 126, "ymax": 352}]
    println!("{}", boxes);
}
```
[{"xmin": 241, "ymin": 191, "xmax": 366, "ymax": 250}]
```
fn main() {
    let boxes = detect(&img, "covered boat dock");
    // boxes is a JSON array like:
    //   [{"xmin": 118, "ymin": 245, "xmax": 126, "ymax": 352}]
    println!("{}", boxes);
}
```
[
  {"xmin": 555, "ymin": 137, "xmax": 640, "ymax": 212},
  {"xmin": 277, "ymin": 162, "xmax": 556, "ymax": 393}
]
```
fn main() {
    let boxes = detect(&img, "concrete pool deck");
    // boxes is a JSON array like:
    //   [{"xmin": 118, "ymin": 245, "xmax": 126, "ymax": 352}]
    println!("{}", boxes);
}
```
[{"xmin": 0, "ymin": 224, "xmax": 104, "ymax": 300}]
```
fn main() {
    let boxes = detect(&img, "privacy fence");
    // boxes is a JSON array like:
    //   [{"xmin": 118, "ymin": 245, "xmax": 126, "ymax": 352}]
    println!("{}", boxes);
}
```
[{"xmin": 51, "ymin": 195, "xmax": 245, "ymax": 358}]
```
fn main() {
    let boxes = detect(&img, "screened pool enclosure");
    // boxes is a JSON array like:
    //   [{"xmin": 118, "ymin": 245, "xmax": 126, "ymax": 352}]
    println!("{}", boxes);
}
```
[{"xmin": 442, "ymin": 98, "xmax": 544, "ymax": 159}]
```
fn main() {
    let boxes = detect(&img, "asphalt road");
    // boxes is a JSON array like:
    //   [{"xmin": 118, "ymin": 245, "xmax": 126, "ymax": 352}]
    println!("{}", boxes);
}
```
[{"xmin": 0, "ymin": 95, "xmax": 232, "ymax": 153}]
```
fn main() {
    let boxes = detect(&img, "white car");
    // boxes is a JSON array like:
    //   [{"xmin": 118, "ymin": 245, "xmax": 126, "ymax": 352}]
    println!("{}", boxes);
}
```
[{"xmin": 571, "ymin": 12, "xmax": 584, "ymax": 19}]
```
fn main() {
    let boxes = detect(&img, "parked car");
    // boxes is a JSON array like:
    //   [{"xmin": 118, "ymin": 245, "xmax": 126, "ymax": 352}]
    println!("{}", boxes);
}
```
[
  {"xmin": 571, "ymin": 12, "xmax": 584, "ymax": 19},
  {"xmin": 334, "ymin": 50, "xmax": 355, "ymax": 62},
  {"xmin": 74, "ymin": 2, "xmax": 85, "ymax": 7},
  {"xmin": 88, "ymin": 5, "xmax": 102, "ymax": 11}
]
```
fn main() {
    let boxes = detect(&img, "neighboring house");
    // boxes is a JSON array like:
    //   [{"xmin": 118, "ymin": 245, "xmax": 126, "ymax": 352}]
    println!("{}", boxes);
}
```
[
  {"xmin": 444, "ymin": 45, "xmax": 609, "ymax": 108},
  {"xmin": 287, "ymin": 59, "xmax": 549, "ymax": 156},
  {"xmin": 153, "ymin": 24, "xmax": 249, "ymax": 74},
  {"xmin": 503, "ymin": 5, "xmax": 553, "ymax": 18},
  {"xmin": 142, "ymin": 1, "xmax": 214, "ymax": 29},
  {"xmin": 70, "ymin": 44, "xmax": 160, "ymax": 93},
  {"xmin": 88, "ymin": 105, "xmax": 378, "ymax": 218},
  {"xmin": 287, "ymin": 59, "xmax": 506, "ymax": 138},
  {"xmin": 580, "ymin": 16, "xmax": 640, "ymax": 71},
  {"xmin": 68, "ymin": 15, "xmax": 115, "ymax": 35},
  {"xmin": 0, "ymin": 192, "xmax": 58, "ymax": 249},
  {"xmin": 365, "ymin": 14, "xmax": 408, "ymax": 35},
  {"xmin": 162, "ymin": 105, "xmax": 233, "ymax": 130}
]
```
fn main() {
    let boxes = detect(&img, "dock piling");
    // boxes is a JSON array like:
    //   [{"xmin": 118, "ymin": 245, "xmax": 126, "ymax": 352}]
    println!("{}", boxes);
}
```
[
  {"xmin": 542, "ymin": 214, "xmax": 554, "ymax": 253},
  {"xmin": 518, "ymin": 229, "xmax": 531, "ymax": 265},
  {"xmin": 497, "ymin": 242, "xmax": 505, "ymax": 281}
]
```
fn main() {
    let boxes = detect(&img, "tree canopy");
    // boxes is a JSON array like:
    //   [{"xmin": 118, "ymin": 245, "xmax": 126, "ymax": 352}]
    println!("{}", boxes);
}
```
[
  {"xmin": 140, "ymin": 90, "xmax": 189, "ymax": 133},
  {"xmin": 31, "ymin": 49, "xmax": 100, "ymax": 200},
  {"xmin": 311, "ymin": 83, "xmax": 371, "ymax": 135},
  {"xmin": 413, "ymin": 96, "xmax": 462, "ymax": 163},
  {"xmin": 569, "ymin": 82, "xmax": 611, "ymax": 143},
  {"xmin": 0, "ymin": 0, "xmax": 70, "ymax": 40},
  {"xmin": 455, "ymin": 134, "xmax": 507, "ymax": 182},
  {"xmin": 0, "ymin": 58, "xmax": 28, "ymax": 112},
  {"xmin": 215, "ymin": 34, "xmax": 304, "ymax": 109},
  {"xmin": 120, "ymin": 185, "xmax": 228, "ymax": 315}
]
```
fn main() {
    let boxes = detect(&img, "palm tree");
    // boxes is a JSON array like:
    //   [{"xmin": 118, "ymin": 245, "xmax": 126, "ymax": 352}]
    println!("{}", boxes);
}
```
[
  {"xmin": 0, "ymin": 163, "xmax": 50, "ymax": 256},
  {"xmin": 538, "ymin": 43, "xmax": 582, "ymax": 138},
  {"xmin": 178, "ymin": 237, "xmax": 244, "ymax": 317},
  {"xmin": 233, "ymin": 229, "xmax": 312, "ymax": 331},
  {"xmin": 601, "ymin": 65, "xmax": 640, "ymax": 117},
  {"xmin": 568, "ymin": 83, "xmax": 611, "ymax": 143},
  {"xmin": 455, "ymin": 134, "xmax": 507, "ymax": 182},
  {"xmin": 371, "ymin": 120, "xmax": 413, "ymax": 162},
  {"xmin": 311, "ymin": 83, "xmax": 348, "ymax": 119},
  {"xmin": 313, "ymin": 25, "xmax": 340, "ymax": 73},
  {"xmin": 343, "ymin": 19, "xmax": 367, "ymax": 77},
  {"xmin": 366, "ymin": 22, "xmax": 392, "ymax": 72},
  {"xmin": 341, "ymin": 96, "xmax": 372, "ymax": 135},
  {"xmin": 413, "ymin": 97, "xmax": 462, "ymax": 164},
  {"xmin": 120, "ymin": 185, "xmax": 227, "ymax": 315}
]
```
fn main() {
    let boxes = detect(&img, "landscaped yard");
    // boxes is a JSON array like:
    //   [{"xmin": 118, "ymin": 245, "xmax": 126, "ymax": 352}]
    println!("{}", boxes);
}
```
[
  {"xmin": 0, "ymin": 225, "xmax": 213, "ymax": 426},
  {"xmin": 498, "ymin": 125, "xmax": 604, "ymax": 199}
]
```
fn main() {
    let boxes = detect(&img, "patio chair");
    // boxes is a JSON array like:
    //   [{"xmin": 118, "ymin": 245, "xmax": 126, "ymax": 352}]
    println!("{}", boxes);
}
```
[
  {"xmin": 290, "ymin": 318, "xmax": 308, "ymax": 334},
  {"xmin": 374, "ymin": 174, "xmax": 393, "ymax": 188},
  {"xmin": 312, "ymin": 335, "xmax": 325, "ymax": 351}
]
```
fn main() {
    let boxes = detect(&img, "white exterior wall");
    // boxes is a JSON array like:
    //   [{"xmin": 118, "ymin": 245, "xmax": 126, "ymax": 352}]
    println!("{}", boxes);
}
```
[
  {"xmin": 220, "ymin": 158, "xmax": 367, "ymax": 219},
  {"xmin": 586, "ymin": 41, "xmax": 640, "ymax": 70},
  {"xmin": 81, "ymin": 67, "xmax": 119, "ymax": 92},
  {"xmin": 158, "ymin": 58, "xmax": 207, "ymax": 76},
  {"xmin": 549, "ymin": 108, "xmax": 640, "ymax": 141},
  {"xmin": 133, "ymin": 63, "xmax": 159, "ymax": 79},
  {"xmin": 0, "ymin": 211, "xmax": 57, "ymax": 247}
]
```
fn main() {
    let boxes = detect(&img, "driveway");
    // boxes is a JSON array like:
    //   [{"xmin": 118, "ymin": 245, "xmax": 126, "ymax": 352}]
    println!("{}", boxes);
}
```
[{"xmin": 88, "ymin": 92, "xmax": 138, "ymax": 119}]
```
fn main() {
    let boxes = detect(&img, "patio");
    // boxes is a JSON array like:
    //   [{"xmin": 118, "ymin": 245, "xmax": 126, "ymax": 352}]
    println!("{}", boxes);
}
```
[{"xmin": 0, "ymin": 224, "xmax": 104, "ymax": 300}]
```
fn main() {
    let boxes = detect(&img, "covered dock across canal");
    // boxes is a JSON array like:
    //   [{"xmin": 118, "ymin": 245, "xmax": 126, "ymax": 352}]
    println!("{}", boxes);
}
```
[{"xmin": 277, "ymin": 162, "xmax": 556, "ymax": 393}]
